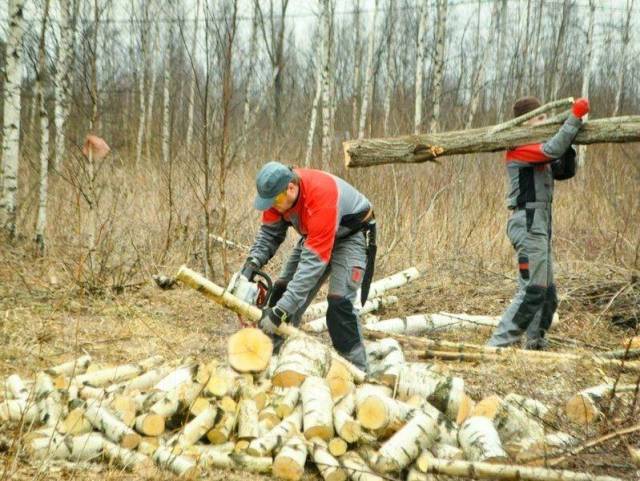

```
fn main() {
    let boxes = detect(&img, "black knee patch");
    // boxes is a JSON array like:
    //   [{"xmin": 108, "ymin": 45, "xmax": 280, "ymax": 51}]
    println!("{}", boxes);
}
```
[
  {"xmin": 326, "ymin": 296, "xmax": 361, "ymax": 354},
  {"xmin": 512, "ymin": 285, "xmax": 546, "ymax": 329},
  {"xmin": 540, "ymin": 284, "xmax": 558, "ymax": 332},
  {"xmin": 268, "ymin": 280, "xmax": 288, "ymax": 308}
]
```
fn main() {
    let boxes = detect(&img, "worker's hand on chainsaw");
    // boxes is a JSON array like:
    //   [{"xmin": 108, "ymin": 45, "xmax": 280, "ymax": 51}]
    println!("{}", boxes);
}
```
[
  {"xmin": 240, "ymin": 257, "xmax": 260, "ymax": 281},
  {"xmin": 259, "ymin": 306, "xmax": 289, "ymax": 335},
  {"xmin": 572, "ymin": 97, "xmax": 589, "ymax": 119}
]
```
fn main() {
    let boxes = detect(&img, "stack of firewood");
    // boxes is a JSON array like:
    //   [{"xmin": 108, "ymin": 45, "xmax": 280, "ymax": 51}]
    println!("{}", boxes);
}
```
[{"xmin": 1, "ymin": 329, "xmax": 635, "ymax": 481}]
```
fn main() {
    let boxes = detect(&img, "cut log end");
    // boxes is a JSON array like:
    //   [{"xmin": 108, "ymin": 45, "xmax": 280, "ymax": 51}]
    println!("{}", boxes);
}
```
[
  {"xmin": 565, "ymin": 394, "xmax": 601, "ymax": 425},
  {"xmin": 357, "ymin": 396, "xmax": 387, "ymax": 430},
  {"xmin": 272, "ymin": 371, "xmax": 307, "ymax": 388},
  {"xmin": 228, "ymin": 328, "xmax": 273, "ymax": 373},
  {"xmin": 304, "ymin": 426, "xmax": 333, "ymax": 442}
]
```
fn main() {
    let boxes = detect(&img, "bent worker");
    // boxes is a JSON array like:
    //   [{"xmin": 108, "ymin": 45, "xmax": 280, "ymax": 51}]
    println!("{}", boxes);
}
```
[
  {"xmin": 231, "ymin": 161, "xmax": 376, "ymax": 371},
  {"xmin": 488, "ymin": 96, "xmax": 589, "ymax": 349}
]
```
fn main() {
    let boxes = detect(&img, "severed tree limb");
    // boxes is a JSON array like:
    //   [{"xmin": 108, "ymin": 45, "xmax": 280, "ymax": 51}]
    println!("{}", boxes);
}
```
[
  {"xmin": 489, "ymin": 98, "xmax": 574, "ymax": 134},
  {"xmin": 344, "ymin": 115, "xmax": 640, "ymax": 168}
]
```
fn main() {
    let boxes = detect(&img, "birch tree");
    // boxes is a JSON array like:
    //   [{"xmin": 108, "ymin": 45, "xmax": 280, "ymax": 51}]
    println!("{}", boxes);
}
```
[
  {"xmin": 241, "ymin": 0, "xmax": 257, "ymax": 163},
  {"xmin": 357, "ymin": 0, "xmax": 378, "ymax": 139},
  {"xmin": 351, "ymin": 0, "xmax": 361, "ymax": 136},
  {"xmin": 429, "ymin": 0, "xmax": 447, "ymax": 133},
  {"xmin": 613, "ymin": 0, "xmax": 634, "ymax": 116},
  {"xmin": 186, "ymin": 0, "xmax": 200, "ymax": 150},
  {"xmin": 0, "ymin": 0, "xmax": 27, "ymax": 238},
  {"xmin": 35, "ymin": 0, "xmax": 52, "ymax": 255},
  {"xmin": 547, "ymin": 0, "xmax": 572, "ymax": 101},
  {"xmin": 382, "ymin": 0, "xmax": 395, "ymax": 136},
  {"xmin": 162, "ymin": 19, "xmax": 173, "ymax": 164},
  {"xmin": 304, "ymin": 38, "xmax": 323, "ymax": 167},
  {"xmin": 53, "ymin": 0, "xmax": 77, "ymax": 170},
  {"xmin": 414, "ymin": 0, "xmax": 428, "ymax": 134},
  {"xmin": 320, "ymin": 0, "xmax": 332, "ymax": 168},
  {"xmin": 577, "ymin": 0, "xmax": 596, "ymax": 167}
]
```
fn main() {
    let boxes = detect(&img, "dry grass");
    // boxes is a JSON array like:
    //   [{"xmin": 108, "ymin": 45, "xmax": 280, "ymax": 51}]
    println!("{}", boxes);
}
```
[{"xmin": 1, "ymin": 142, "xmax": 639, "ymax": 479}]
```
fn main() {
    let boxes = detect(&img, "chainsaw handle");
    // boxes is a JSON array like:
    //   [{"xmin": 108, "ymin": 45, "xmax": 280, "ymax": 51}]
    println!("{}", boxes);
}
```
[{"xmin": 253, "ymin": 269, "xmax": 273, "ymax": 308}]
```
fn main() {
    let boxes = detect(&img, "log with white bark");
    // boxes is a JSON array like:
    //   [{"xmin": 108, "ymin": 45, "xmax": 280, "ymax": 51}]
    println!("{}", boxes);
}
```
[
  {"xmin": 237, "ymin": 398, "xmax": 260, "ymax": 439},
  {"xmin": 340, "ymin": 451, "xmax": 385, "ymax": 481},
  {"xmin": 458, "ymin": 416, "xmax": 508, "ymax": 462},
  {"xmin": 175, "ymin": 404, "xmax": 218, "ymax": 447},
  {"xmin": 304, "ymin": 268, "xmax": 420, "ymax": 320},
  {"xmin": 110, "ymin": 394, "xmax": 137, "ymax": 427},
  {"xmin": 259, "ymin": 403, "xmax": 281, "ymax": 428},
  {"xmin": 45, "ymin": 355, "xmax": 92, "ymax": 378},
  {"xmin": 333, "ymin": 391, "xmax": 361, "ymax": 443},
  {"xmin": 85, "ymin": 399, "xmax": 142, "ymax": 449},
  {"xmin": 60, "ymin": 407, "xmax": 94, "ymax": 435},
  {"xmin": 328, "ymin": 437, "xmax": 348, "ymax": 456},
  {"xmin": 326, "ymin": 359, "xmax": 355, "ymax": 400},
  {"xmin": 272, "ymin": 434, "xmax": 308, "ymax": 481},
  {"xmin": 273, "ymin": 387, "xmax": 300, "ymax": 418},
  {"xmin": 503, "ymin": 393, "xmax": 552, "ymax": 423},
  {"xmin": 356, "ymin": 387, "xmax": 412, "ymax": 433},
  {"xmin": 67, "ymin": 432, "xmax": 105, "ymax": 462},
  {"xmin": 366, "ymin": 338, "xmax": 405, "ymax": 385},
  {"xmin": 6, "ymin": 374, "xmax": 29, "ymax": 399},
  {"xmin": 109, "ymin": 364, "xmax": 175, "ymax": 394},
  {"xmin": 153, "ymin": 445, "xmax": 198, "ymax": 479},
  {"xmin": 207, "ymin": 408, "xmax": 238, "ymax": 444},
  {"xmin": 204, "ymin": 366, "xmax": 239, "ymax": 397},
  {"xmin": 134, "ymin": 412, "xmax": 165, "ymax": 436},
  {"xmin": 74, "ymin": 356, "xmax": 164, "ymax": 387},
  {"xmin": 0, "ymin": 398, "xmax": 40, "ymax": 423},
  {"xmin": 198, "ymin": 447, "xmax": 272, "ymax": 473},
  {"xmin": 408, "ymin": 398, "xmax": 459, "ymax": 447},
  {"xmin": 301, "ymin": 375, "xmax": 334, "ymax": 440},
  {"xmin": 273, "ymin": 335, "xmax": 332, "ymax": 387},
  {"xmin": 27, "ymin": 429, "xmax": 71, "ymax": 460},
  {"xmin": 303, "ymin": 296, "xmax": 399, "ymax": 333},
  {"xmin": 472, "ymin": 395, "xmax": 545, "ymax": 444},
  {"xmin": 375, "ymin": 412, "xmax": 438, "ymax": 472},
  {"xmin": 365, "ymin": 312, "xmax": 500, "ymax": 336},
  {"xmin": 343, "ymin": 115, "xmax": 640, "ymax": 168},
  {"xmin": 409, "ymin": 457, "xmax": 624, "ymax": 481},
  {"xmin": 396, "ymin": 363, "xmax": 467, "ymax": 421},
  {"xmin": 311, "ymin": 438, "xmax": 347, "ymax": 481},
  {"xmin": 228, "ymin": 328, "xmax": 273, "ymax": 372},
  {"xmin": 247, "ymin": 408, "xmax": 302, "ymax": 456},
  {"xmin": 565, "ymin": 383, "xmax": 638, "ymax": 425},
  {"xmin": 509, "ymin": 432, "xmax": 578, "ymax": 463},
  {"xmin": 102, "ymin": 439, "xmax": 156, "ymax": 474},
  {"xmin": 430, "ymin": 444, "xmax": 465, "ymax": 461}
]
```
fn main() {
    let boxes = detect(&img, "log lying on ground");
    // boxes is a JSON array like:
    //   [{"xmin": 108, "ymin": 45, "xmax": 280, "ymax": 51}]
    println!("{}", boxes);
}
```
[
  {"xmin": 333, "ymin": 391, "xmax": 361, "ymax": 443},
  {"xmin": 247, "ymin": 408, "xmax": 302, "ymax": 456},
  {"xmin": 458, "ymin": 416, "xmax": 508, "ymax": 462},
  {"xmin": 326, "ymin": 360, "xmax": 355, "ymax": 399},
  {"xmin": 153, "ymin": 445, "xmax": 198, "ymax": 479},
  {"xmin": 565, "ymin": 383, "xmax": 638, "ymax": 425},
  {"xmin": 85, "ymin": 399, "xmax": 142, "ymax": 449},
  {"xmin": 228, "ymin": 328, "xmax": 273, "ymax": 373},
  {"xmin": 343, "ymin": 114, "xmax": 640, "ymax": 168},
  {"xmin": 472, "ymin": 395, "xmax": 545, "ymax": 444},
  {"xmin": 303, "ymin": 296, "xmax": 399, "ymax": 333},
  {"xmin": 74, "ymin": 356, "xmax": 164, "ymax": 387},
  {"xmin": 303, "ymin": 267, "xmax": 420, "ymax": 320},
  {"xmin": 510, "ymin": 432, "xmax": 579, "ymax": 463},
  {"xmin": 311, "ymin": 438, "xmax": 347, "ymax": 481},
  {"xmin": 340, "ymin": 451, "xmax": 385, "ymax": 481},
  {"xmin": 366, "ymin": 338, "xmax": 405, "ymax": 385},
  {"xmin": 273, "ymin": 336, "xmax": 332, "ymax": 387},
  {"xmin": 365, "ymin": 312, "xmax": 499, "ymax": 335},
  {"xmin": 411, "ymin": 457, "xmax": 625, "ymax": 481},
  {"xmin": 374, "ymin": 412, "xmax": 438, "ymax": 472},
  {"xmin": 273, "ymin": 434, "xmax": 308, "ymax": 481},
  {"xmin": 356, "ymin": 386, "xmax": 412, "ymax": 433},
  {"xmin": 301, "ymin": 376, "xmax": 334, "ymax": 440}
]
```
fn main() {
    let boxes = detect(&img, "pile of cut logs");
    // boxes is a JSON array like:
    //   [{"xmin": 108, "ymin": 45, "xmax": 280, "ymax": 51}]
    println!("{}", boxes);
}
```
[{"xmin": 2, "ymin": 330, "xmax": 637, "ymax": 481}]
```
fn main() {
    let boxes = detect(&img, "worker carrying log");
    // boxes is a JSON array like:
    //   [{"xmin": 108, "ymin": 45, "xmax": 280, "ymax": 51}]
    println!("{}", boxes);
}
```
[
  {"xmin": 487, "ymin": 96, "xmax": 590, "ymax": 349},
  {"xmin": 229, "ymin": 161, "xmax": 376, "ymax": 372}
]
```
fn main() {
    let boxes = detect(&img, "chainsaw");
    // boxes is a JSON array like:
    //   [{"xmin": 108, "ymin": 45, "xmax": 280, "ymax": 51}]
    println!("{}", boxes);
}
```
[{"xmin": 226, "ymin": 269, "xmax": 273, "ymax": 309}]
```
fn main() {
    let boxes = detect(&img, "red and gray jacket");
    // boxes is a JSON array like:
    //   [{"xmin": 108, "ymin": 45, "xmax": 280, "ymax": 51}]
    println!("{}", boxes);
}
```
[
  {"xmin": 249, "ymin": 168, "xmax": 372, "ymax": 315},
  {"xmin": 505, "ymin": 115, "xmax": 582, "ymax": 209}
]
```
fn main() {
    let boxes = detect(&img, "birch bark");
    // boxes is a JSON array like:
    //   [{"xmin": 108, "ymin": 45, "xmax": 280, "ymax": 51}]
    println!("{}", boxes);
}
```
[
  {"xmin": 429, "ymin": 0, "xmax": 447, "ymax": 133},
  {"xmin": 357, "ymin": 0, "xmax": 378, "ymax": 139},
  {"xmin": 414, "ymin": 0, "xmax": 428, "ymax": 134}
]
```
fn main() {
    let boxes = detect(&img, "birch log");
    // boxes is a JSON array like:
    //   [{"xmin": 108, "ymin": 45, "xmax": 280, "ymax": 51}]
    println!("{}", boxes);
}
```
[
  {"xmin": 311, "ymin": 438, "xmax": 347, "ymax": 481},
  {"xmin": 375, "ymin": 412, "xmax": 438, "ymax": 472},
  {"xmin": 273, "ymin": 387, "xmax": 300, "ymax": 418},
  {"xmin": 303, "ymin": 296, "xmax": 399, "ymax": 333},
  {"xmin": 175, "ymin": 404, "xmax": 218, "ymax": 447},
  {"xmin": 458, "ymin": 416, "xmax": 508, "ymax": 462},
  {"xmin": 356, "ymin": 388, "xmax": 412, "ymax": 432},
  {"xmin": 153, "ymin": 446, "xmax": 197, "ymax": 479},
  {"xmin": 565, "ymin": 383, "xmax": 637, "ymax": 425},
  {"xmin": 247, "ymin": 408, "xmax": 302, "ymax": 456},
  {"xmin": 365, "ymin": 312, "xmax": 499, "ymax": 335},
  {"xmin": 273, "ymin": 336, "xmax": 332, "ymax": 387},
  {"xmin": 301, "ymin": 376, "xmax": 334, "ymax": 440},
  {"xmin": 228, "ymin": 328, "xmax": 273, "ymax": 372},
  {"xmin": 273, "ymin": 434, "xmax": 308, "ymax": 481},
  {"xmin": 198, "ymin": 448, "xmax": 272, "ymax": 473},
  {"xmin": 344, "ymin": 116, "xmax": 640, "ymax": 168},
  {"xmin": 410, "ymin": 457, "xmax": 624, "ymax": 481},
  {"xmin": 326, "ymin": 358, "xmax": 355, "ymax": 400},
  {"xmin": 366, "ymin": 338, "xmax": 405, "ymax": 385},
  {"xmin": 61, "ymin": 407, "xmax": 93, "ymax": 435},
  {"xmin": 102, "ymin": 440, "xmax": 156, "ymax": 474},
  {"xmin": 207, "ymin": 409, "xmax": 238, "ymax": 444},
  {"xmin": 237, "ymin": 399, "xmax": 260, "ymax": 439},
  {"xmin": 473, "ymin": 395, "xmax": 545, "ymax": 444},
  {"xmin": 333, "ymin": 391, "xmax": 361, "ymax": 443},
  {"xmin": 340, "ymin": 451, "xmax": 385, "ymax": 481},
  {"xmin": 85, "ymin": 400, "xmax": 142, "ymax": 449},
  {"xmin": 46, "ymin": 355, "xmax": 92, "ymax": 377}
]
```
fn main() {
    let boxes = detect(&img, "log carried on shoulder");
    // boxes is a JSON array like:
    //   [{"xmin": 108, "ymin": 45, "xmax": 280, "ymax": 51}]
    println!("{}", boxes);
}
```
[{"xmin": 343, "ymin": 97, "xmax": 640, "ymax": 168}]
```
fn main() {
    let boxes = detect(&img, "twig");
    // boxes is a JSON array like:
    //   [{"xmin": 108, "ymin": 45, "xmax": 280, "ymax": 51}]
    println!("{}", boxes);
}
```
[{"xmin": 488, "ymin": 98, "xmax": 574, "ymax": 134}]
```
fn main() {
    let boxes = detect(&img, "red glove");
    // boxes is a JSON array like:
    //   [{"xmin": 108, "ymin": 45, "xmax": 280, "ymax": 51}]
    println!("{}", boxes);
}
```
[{"xmin": 572, "ymin": 98, "xmax": 589, "ymax": 118}]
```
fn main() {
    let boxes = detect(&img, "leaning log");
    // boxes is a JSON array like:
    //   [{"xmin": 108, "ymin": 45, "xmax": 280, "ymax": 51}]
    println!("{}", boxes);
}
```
[{"xmin": 344, "ymin": 115, "xmax": 640, "ymax": 168}]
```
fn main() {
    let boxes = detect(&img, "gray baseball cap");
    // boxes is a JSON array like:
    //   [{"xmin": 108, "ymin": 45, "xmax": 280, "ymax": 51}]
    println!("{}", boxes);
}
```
[{"xmin": 254, "ymin": 161, "xmax": 295, "ymax": 210}]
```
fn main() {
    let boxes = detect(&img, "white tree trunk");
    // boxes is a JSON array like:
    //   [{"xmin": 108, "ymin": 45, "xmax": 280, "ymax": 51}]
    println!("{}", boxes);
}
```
[
  {"xmin": 382, "ymin": 0, "xmax": 395, "ymax": 136},
  {"xmin": 376, "ymin": 412, "xmax": 438, "ymax": 472},
  {"xmin": 0, "ymin": 0, "xmax": 27, "ymax": 237},
  {"xmin": 428, "ymin": 0, "xmax": 447, "ymax": 133},
  {"xmin": 458, "ymin": 416, "xmax": 508, "ymax": 462},
  {"xmin": 320, "ymin": 0, "xmax": 332, "ymax": 168},
  {"xmin": 357, "ymin": 0, "xmax": 378, "ymax": 139},
  {"xmin": 185, "ymin": 0, "xmax": 200, "ymax": 150},
  {"xmin": 53, "ymin": 0, "xmax": 76, "ymax": 170},
  {"xmin": 301, "ymin": 375, "xmax": 334, "ymax": 440},
  {"xmin": 414, "ymin": 0, "xmax": 428, "ymax": 134},
  {"xmin": 366, "ymin": 312, "xmax": 499, "ymax": 335},
  {"xmin": 577, "ymin": 0, "xmax": 596, "ymax": 167},
  {"xmin": 161, "ymin": 36, "xmax": 171, "ymax": 164},
  {"xmin": 613, "ymin": 0, "xmax": 634, "ymax": 117}
]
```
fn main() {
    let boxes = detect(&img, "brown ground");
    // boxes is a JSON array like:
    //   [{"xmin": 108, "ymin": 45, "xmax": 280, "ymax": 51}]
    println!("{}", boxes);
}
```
[{"xmin": 1, "ymin": 246, "xmax": 639, "ymax": 481}]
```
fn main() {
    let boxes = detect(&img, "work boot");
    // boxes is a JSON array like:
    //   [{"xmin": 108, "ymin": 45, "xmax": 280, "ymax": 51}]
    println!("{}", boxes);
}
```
[{"xmin": 524, "ymin": 337, "xmax": 549, "ymax": 351}]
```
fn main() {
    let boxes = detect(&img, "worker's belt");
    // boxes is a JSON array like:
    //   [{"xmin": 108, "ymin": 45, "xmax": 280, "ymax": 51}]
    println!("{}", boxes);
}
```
[{"xmin": 512, "ymin": 201, "xmax": 552, "ymax": 211}]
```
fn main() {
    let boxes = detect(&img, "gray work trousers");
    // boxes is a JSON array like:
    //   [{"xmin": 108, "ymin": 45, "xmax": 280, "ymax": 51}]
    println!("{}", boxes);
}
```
[
  {"xmin": 488, "ymin": 206, "xmax": 558, "ymax": 347},
  {"xmin": 269, "ymin": 232, "xmax": 368, "ymax": 371}
]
